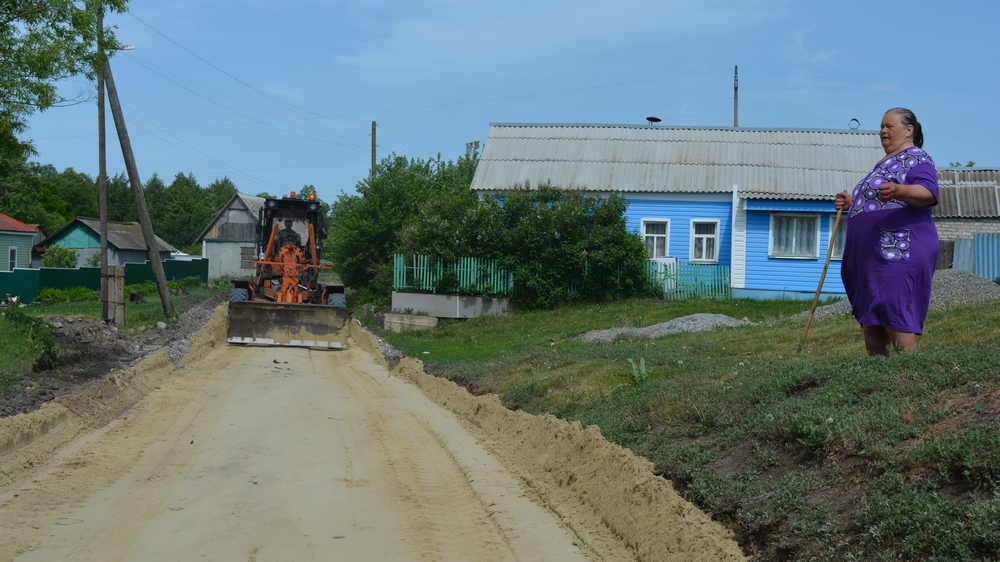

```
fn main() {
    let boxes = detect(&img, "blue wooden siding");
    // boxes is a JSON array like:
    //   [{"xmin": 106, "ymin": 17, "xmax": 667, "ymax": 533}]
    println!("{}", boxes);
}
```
[
  {"xmin": 743, "ymin": 208, "xmax": 845, "ymax": 295},
  {"xmin": 50, "ymin": 223, "xmax": 100, "ymax": 248},
  {"xmin": 624, "ymin": 198, "xmax": 733, "ymax": 265}
]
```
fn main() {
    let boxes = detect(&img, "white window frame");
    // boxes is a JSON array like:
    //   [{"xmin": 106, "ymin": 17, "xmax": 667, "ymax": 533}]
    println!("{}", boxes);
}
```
[
  {"xmin": 831, "ymin": 216, "xmax": 847, "ymax": 260},
  {"xmin": 7, "ymin": 246, "xmax": 16, "ymax": 271},
  {"xmin": 768, "ymin": 213, "xmax": 820, "ymax": 259},
  {"xmin": 689, "ymin": 219, "xmax": 720, "ymax": 263},
  {"xmin": 641, "ymin": 218, "xmax": 671, "ymax": 261}
]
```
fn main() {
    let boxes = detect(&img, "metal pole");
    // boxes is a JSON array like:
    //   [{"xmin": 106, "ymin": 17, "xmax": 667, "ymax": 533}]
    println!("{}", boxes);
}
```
[{"xmin": 371, "ymin": 120, "xmax": 376, "ymax": 179}]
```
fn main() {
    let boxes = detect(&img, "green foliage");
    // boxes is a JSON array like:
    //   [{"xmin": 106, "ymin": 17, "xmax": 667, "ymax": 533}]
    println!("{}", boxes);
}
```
[
  {"xmin": 627, "ymin": 358, "xmax": 649, "ymax": 384},
  {"xmin": 126, "ymin": 280, "xmax": 158, "ymax": 296},
  {"xmin": 0, "ymin": 1, "xmax": 130, "ymax": 136},
  {"xmin": 399, "ymin": 184, "xmax": 650, "ymax": 310},
  {"xmin": 326, "ymin": 142, "xmax": 480, "ymax": 304},
  {"xmin": 0, "ymin": 307, "xmax": 58, "ymax": 370},
  {"xmin": 85, "ymin": 252, "xmax": 101, "ymax": 267},
  {"xmin": 38, "ymin": 286, "xmax": 99, "ymax": 302},
  {"xmin": 106, "ymin": 172, "xmax": 137, "ymax": 222},
  {"xmin": 42, "ymin": 244, "xmax": 78, "ymax": 268}
]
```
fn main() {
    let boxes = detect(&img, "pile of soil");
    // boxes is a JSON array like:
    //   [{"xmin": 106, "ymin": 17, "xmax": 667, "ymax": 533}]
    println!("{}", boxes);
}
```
[{"xmin": 1, "ymin": 293, "xmax": 227, "ymax": 418}]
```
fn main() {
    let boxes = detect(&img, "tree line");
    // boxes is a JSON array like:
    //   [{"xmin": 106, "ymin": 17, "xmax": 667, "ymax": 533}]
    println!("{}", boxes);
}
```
[{"xmin": 0, "ymin": 157, "xmax": 239, "ymax": 254}]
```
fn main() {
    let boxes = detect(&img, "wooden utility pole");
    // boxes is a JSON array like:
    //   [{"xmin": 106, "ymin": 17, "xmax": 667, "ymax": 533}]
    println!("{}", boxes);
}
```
[
  {"xmin": 103, "ymin": 62, "xmax": 175, "ymax": 318},
  {"xmin": 97, "ymin": 12, "xmax": 110, "ymax": 322},
  {"xmin": 733, "ymin": 65, "xmax": 739, "ymax": 128},
  {"xmin": 371, "ymin": 120, "xmax": 377, "ymax": 179}
]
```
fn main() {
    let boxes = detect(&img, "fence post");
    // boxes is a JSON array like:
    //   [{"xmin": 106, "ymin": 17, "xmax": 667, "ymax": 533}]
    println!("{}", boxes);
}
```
[{"xmin": 110, "ymin": 265, "xmax": 126, "ymax": 327}]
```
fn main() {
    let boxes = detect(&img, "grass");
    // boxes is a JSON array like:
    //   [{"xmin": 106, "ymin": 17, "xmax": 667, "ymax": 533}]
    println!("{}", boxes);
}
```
[
  {"xmin": 0, "ymin": 279, "xmax": 230, "ymax": 400},
  {"xmin": 372, "ymin": 297, "xmax": 1000, "ymax": 561}
]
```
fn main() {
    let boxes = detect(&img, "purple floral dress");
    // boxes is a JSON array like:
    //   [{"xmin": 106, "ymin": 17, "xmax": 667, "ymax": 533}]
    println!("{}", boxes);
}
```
[{"xmin": 840, "ymin": 147, "xmax": 939, "ymax": 334}]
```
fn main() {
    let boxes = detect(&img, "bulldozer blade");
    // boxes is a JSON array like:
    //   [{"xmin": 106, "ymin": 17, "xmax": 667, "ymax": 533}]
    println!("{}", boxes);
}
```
[{"xmin": 227, "ymin": 301, "xmax": 352, "ymax": 350}]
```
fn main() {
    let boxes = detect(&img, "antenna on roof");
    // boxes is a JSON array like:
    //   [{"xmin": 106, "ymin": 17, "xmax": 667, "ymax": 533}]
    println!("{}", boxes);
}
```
[
  {"xmin": 734, "ymin": 65, "xmax": 739, "ymax": 128},
  {"xmin": 848, "ymin": 118, "xmax": 860, "ymax": 130},
  {"xmin": 646, "ymin": 116, "xmax": 661, "ymax": 125}
]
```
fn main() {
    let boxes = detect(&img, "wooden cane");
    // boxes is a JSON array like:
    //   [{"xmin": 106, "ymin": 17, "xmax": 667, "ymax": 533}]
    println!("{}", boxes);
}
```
[{"xmin": 797, "ymin": 207, "xmax": 844, "ymax": 355}]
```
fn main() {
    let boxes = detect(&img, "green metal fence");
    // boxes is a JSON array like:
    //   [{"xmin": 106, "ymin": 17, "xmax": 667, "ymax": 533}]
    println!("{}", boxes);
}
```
[
  {"xmin": 393, "ymin": 254, "xmax": 514, "ymax": 295},
  {"xmin": 0, "ymin": 259, "xmax": 209, "ymax": 304},
  {"xmin": 393, "ymin": 254, "xmax": 731, "ymax": 300},
  {"xmin": 649, "ymin": 261, "xmax": 731, "ymax": 300}
]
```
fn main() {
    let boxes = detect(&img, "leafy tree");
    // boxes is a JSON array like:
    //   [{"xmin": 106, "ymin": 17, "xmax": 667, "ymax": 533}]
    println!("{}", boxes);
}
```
[
  {"xmin": 1, "ymin": 1, "xmax": 130, "ymax": 157},
  {"xmin": 401, "ymin": 184, "xmax": 649, "ymax": 309},
  {"xmin": 949, "ymin": 160, "xmax": 977, "ymax": 168},
  {"xmin": 205, "ymin": 177, "xmax": 237, "ymax": 210},
  {"xmin": 325, "ymin": 142, "xmax": 480, "ymax": 305},
  {"xmin": 42, "ymin": 244, "xmax": 78, "ymax": 268},
  {"xmin": 106, "ymin": 172, "xmax": 137, "ymax": 222},
  {"xmin": 157, "ymin": 172, "xmax": 214, "ymax": 249},
  {"xmin": 0, "ymin": 151, "xmax": 64, "ymax": 232}
]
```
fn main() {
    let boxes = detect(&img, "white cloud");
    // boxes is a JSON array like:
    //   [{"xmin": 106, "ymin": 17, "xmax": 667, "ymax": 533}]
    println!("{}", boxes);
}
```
[{"xmin": 330, "ymin": 0, "xmax": 792, "ymax": 81}]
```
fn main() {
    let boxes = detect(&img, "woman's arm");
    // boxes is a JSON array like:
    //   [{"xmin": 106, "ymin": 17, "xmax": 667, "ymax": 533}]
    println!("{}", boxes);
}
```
[{"xmin": 877, "ymin": 182, "xmax": 937, "ymax": 207}]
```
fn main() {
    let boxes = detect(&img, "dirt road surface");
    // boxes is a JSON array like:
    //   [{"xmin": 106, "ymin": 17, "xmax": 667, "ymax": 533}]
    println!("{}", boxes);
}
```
[{"xmin": 0, "ymin": 306, "xmax": 744, "ymax": 562}]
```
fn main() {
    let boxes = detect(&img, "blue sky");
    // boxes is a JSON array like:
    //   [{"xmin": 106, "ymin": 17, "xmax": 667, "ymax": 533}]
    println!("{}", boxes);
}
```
[{"xmin": 25, "ymin": 0, "xmax": 1000, "ymax": 206}]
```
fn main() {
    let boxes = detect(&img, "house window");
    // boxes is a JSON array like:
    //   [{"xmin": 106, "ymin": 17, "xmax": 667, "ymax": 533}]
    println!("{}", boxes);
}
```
[
  {"xmin": 8, "ymin": 246, "xmax": 16, "ymax": 271},
  {"xmin": 641, "ymin": 219, "xmax": 670, "ymax": 260},
  {"xmin": 769, "ymin": 214, "xmax": 819, "ymax": 258},
  {"xmin": 690, "ymin": 219, "xmax": 720, "ymax": 263},
  {"xmin": 831, "ymin": 217, "xmax": 847, "ymax": 259}
]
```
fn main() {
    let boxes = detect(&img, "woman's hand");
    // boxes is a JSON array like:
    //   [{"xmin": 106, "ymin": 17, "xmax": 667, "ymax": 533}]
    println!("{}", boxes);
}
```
[
  {"xmin": 834, "ymin": 191, "xmax": 852, "ymax": 211},
  {"xmin": 878, "ymin": 182, "xmax": 906, "ymax": 202}
]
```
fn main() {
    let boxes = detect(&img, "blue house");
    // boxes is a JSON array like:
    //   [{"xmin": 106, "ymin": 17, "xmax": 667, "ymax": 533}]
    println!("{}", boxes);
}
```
[
  {"xmin": 470, "ymin": 123, "xmax": 883, "ymax": 300},
  {"xmin": 39, "ymin": 217, "xmax": 177, "ymax": 267}
]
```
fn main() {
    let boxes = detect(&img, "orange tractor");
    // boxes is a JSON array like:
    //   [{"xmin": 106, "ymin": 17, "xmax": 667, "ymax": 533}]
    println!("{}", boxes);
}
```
[{"xmin": 227, "ymin": 192, "xmax": 351, "ymax": 349}]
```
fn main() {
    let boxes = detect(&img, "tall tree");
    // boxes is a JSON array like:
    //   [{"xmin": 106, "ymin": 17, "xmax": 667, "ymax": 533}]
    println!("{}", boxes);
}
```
[
  {"xmin": 105, "ymin": 172, "xmax": 137, "ymax": 222},
  {"xmin": 325, "ymin": 143, "xmax": 480, "ymax": 304},
  {"xmin": 1, "ymin": 1, "xmax": 130, "ymax": 156}
]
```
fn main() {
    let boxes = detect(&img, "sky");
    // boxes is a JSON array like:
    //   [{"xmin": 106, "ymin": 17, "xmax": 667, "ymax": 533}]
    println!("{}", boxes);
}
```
[{"xmin": 24, "ymin": 0, "xmax": 1000, "ymax": 206}]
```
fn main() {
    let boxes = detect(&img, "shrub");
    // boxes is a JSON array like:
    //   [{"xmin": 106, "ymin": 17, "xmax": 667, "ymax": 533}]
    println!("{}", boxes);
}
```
[
  {"xmin": 37, "ymin": 286, "xmax": 99, "ymax": 302},
  {"xmin": 0, "ymin": 307, "xmax": 58, "ymax": 370},
  {"xmin": 42, "ymin": 245, "xmax": 78, "ymax": 268}
]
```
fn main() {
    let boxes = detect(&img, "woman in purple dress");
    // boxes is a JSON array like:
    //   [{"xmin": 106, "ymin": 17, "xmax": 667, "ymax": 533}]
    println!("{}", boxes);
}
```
[{"xmin": 834, "ymin": 108, "xmax": 939, "ymax": 356}]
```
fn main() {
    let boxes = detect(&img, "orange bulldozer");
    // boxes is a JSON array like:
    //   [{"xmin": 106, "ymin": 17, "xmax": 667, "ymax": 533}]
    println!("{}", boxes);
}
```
[{"xmin": 226, "ymin": 192, "xmax": 351, "ymax": 350}]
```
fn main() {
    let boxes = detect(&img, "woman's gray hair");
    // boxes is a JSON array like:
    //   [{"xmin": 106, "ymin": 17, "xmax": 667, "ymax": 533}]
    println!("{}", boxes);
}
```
[{"xmin": 887, "ymin": 107, "xmax": 924, "ymax": 148}]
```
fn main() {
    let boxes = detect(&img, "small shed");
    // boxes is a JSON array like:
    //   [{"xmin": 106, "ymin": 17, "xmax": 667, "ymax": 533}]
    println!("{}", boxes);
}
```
[
  {"xmin": 39, "ymin": 217, "xmax": 176, "ymax": 267},
  {"xmin": 196, "ymin": 193, "xmax": 265, "ymax": 278},
  {"xmin": 0, "ymin": 212, "xmax": 37, "ymax": 271}
]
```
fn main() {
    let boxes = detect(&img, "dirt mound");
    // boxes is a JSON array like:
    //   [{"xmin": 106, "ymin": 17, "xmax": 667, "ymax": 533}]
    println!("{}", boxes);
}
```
[
  {"xmin": 578, "ymin": 313, "xmax": 752, "ymax": 343},
  {"xmin": 1, "ymin": 292, "xmax": 227, "ymax": 418}
]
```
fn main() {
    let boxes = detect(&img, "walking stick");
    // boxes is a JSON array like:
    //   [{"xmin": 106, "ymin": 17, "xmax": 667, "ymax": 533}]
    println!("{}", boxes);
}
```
[{"xmin": 797, "ymin": 207, "xmax": 843, "ymax": 355}]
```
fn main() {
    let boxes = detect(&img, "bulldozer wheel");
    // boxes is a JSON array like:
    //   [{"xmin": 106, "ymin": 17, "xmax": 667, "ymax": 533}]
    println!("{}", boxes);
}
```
[
  {"xmin": 230, "ymin": 288, "xmax": 250, "ymax": 303},
  {"xmin": 326, "ymin": 293, "xmax": 347, "ymax": 308}
]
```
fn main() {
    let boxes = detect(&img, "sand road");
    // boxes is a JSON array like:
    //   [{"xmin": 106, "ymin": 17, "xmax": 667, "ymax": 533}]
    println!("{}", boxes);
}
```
[
  {"xmin": 1, "ymin": 342, "xmax": 597, "ymax": 561},
  {"xmin": 0, "ymin": 309, "xmax": 745, "ymax": 562}
]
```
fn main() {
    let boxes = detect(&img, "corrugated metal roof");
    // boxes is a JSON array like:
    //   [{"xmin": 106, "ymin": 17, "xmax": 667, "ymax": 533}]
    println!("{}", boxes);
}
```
[
  {"xmin": 72, "ymin": 218, "xmax": 176, "ymax": 252},
  {"xmin": 470, "ymin": 123, "xmax": 883, "ymax": 200},
  {"xmin": 0, "ymin": 212, "xmax": 38, "ymax": 233},
  {"xmin": 935, "ymin": 182, "xmax": 1000, "ymax": 218}
]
